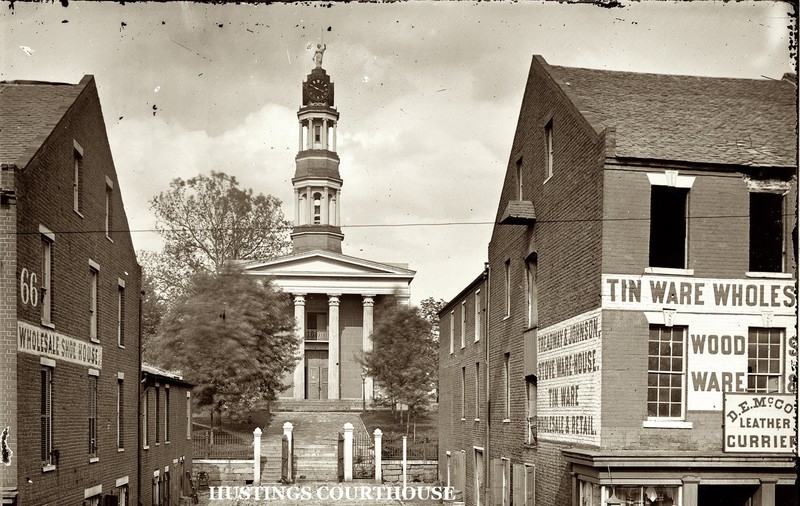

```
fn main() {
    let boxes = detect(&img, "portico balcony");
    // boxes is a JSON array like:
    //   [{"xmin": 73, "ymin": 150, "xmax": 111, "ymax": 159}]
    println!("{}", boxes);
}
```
[{"xmin": 305, "ymin": 329, "xmax": 328, "ymax": 341}]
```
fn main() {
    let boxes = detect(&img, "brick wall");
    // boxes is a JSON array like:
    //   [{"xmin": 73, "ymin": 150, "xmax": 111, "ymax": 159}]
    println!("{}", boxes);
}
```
[
  {"xmin": 139, "ymin": 379, "xmax": 194, "ymax": 506},
  {"xmin": 484, "ymin": 57, "xmax": 606, "ymax": 506},
  {"xmin": 12, "ymin": 77, "xmax": 142, "ymax": 505},
  {"xmin": 438, "ymin": 276, "xmax": 486, "ymax": 506},
  {"xmin": 0, "ymin": 165, "xmax": 18, "ymax": 498}
]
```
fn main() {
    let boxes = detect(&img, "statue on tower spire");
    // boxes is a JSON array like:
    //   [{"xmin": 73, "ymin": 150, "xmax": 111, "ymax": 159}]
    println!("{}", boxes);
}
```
[{"xmin": 313, "ymin": 43, "xmax": 326, "ymax": 68}]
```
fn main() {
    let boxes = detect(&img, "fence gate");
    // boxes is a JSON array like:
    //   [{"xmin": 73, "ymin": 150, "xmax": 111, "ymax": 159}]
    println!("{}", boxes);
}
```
[
  {"xmin": 337, "ymin": 432, "xmax": 344, "ymax": 482},
  {"xmin": 352, "ymin": 431, "xmax": 375, "ymax": 479}
]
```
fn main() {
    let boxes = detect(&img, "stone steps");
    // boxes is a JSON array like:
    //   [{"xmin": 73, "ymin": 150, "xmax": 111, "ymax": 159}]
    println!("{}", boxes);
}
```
[{"xmin": 272, "ymin": 399, "xmax": 376, "ymax": 412}]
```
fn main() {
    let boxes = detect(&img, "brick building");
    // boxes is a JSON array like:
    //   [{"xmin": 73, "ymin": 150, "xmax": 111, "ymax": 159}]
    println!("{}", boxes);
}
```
[
  {"xmin": 439, "ymin": 56, "xmax": 797, "ymax": 506},
  {"xmin": 0, "ymin": 76, "xmax": 142, "ymax": 505},
  {"xmin": 139, "ymin": 365, "xmax": 194, "ymax": 506},
  {"xmin": 242, "ymin": 53, "xmax": 415, "ymax": 405},
  {"xmin": 438, "ymin": 271, "xmax": 489, "ymax": 505}
]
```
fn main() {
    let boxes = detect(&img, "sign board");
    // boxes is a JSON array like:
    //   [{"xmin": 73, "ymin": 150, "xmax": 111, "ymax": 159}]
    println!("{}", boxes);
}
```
[
  {"xmin": 723, "ymin": 393, "xmax": 796, "ymax": 454},
  {"xmin": 18, "ymin": 321, "xmax": 102, "ymax": 368},
  {"xmin": 537, "ymin": 309, "xmax": 601, "ymax": 446},
  {"xmin": 602, "ymin": 274, "xmax": 796, "ymax": 315}
]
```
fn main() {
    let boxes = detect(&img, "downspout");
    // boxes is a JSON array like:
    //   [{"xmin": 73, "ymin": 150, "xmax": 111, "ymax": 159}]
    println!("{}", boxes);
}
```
[
  {"xmin": 138, "ymin": 286, "xmax": 143, "ymax": 506},
  {"xmin": 483, "ymin": 262, "xmax": 490, "ymax": 504}
]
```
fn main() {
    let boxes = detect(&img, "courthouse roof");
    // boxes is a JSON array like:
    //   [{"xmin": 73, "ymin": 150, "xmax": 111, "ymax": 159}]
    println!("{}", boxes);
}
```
[
  {"xmin": 539, "ymin": 57, "xmax": 797, "ymax": 167},
  {"xmin": 0, "ymin": 76, "xmax": 91, "ymax": 168}
]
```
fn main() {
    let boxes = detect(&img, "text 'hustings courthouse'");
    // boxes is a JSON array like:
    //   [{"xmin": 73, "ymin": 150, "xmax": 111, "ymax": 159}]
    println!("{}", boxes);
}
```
[{"xmin": 439, "ymin": 56, "xmax": 797, "ymax": 506}]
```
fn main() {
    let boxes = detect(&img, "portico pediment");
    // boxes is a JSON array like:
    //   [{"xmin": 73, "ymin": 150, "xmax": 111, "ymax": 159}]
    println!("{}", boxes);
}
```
[{"xmin": 241, "ymin": 249, "xmax": 415, "ymax": 279}]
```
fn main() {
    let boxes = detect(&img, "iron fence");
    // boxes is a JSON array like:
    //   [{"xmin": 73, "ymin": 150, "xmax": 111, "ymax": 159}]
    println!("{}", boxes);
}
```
[
  {"xmin": 353, "ymin": 431, "xmax": 375, "ymax": 479},
  {"xmin": 192, "ymin": 430, "xmax": 252, "ymax": 460},
  {"xmin": 381, "ymin": 434, "xmax": 438, "ymax": 461}
]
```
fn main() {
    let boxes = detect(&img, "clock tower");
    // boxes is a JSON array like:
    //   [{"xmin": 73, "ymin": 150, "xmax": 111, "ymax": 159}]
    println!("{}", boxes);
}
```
[{"xmin": 291, "ymin": 63, "xmax": 344, "ymax": 253}]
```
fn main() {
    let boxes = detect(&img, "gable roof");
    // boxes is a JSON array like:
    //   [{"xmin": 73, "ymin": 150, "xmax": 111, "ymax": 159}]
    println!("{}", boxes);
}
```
[
  {"xmin": 0, "ymin": 76, "xmax": 92, "ymax": 168},
  {"xmin": 539, "ymin": 57, "xmax": 797, "ymax": 167},
  {"xmin": 242, "ymin": 249, "xmax": 416, "ymax": 278}
]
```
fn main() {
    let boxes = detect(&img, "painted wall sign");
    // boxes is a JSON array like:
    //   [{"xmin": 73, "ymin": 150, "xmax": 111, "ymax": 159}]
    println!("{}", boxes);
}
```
[
  {"xmin": 602, "ymin": 274, "xmax": 796, "ymax": 314},
  {"xmin": 724, "ymin": 393, "xmax": 796, "ymax": 453},
  {"xmin": 18, "ymin": 321, "xmax": 102, "ymax": 368},
  {"xmin": 537, "ymin": 309, "xmax": 601, "ymax": 446}
]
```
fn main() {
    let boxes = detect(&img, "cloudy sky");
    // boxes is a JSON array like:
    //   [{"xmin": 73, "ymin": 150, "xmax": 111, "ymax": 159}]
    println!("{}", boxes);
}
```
[{"xmin": 1, "ymin": 1, "xmax": 794, "ymax": 304}]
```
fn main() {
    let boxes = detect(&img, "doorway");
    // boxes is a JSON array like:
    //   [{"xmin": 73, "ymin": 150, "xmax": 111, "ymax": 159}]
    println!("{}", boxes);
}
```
[{"xmin": 306, "ymin": 350, "xmax": 329, "ymax": 399}]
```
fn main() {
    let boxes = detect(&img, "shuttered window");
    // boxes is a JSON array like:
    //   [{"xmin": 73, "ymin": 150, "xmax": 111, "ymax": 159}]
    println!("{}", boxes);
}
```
[
  {"xmin": 117, "ymin": 378, "xmax": 124, "ymax": 449},
  {"xmin": 41, "ymin": 367, "xmax": 53, "ymax": 464},
  {"xmin": 155, "ymin": 387, "xmax": 161, "ymax": 444},
  {"xmin": 88, "ymin": 375, "xmax": 97, "ymax": 456}
]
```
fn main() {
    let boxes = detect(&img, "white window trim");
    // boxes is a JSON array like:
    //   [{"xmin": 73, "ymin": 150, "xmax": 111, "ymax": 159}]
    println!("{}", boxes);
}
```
[
  {"xmin": 449, "ymin": 310, "xmax": 455, "ymax": 354},
  {"xmin": 40, "ymin": 227, "xmax": 55, "ymax": 329},
  {"xmin": 642, "ymin": 420, "xmax": 693, "ymax": 429},
  {"xmin": 73, "ymin": 140, "xmax": 84, "ymax": 217},
  {"xmin": 115, "ymin": 476, "xmax": 129, "ymax": 487},
  {"xmin": 544, "ymin": 119, "xmax": 554, "ymax": 183},
  {"xmin": 460, "ymin": 301, "xmax": 466, "ymax": 349},
  {"xmin": 474, "ymin": 290, "xmax": 481, "ymax": 342},
  {"xmin": 644, "ymin": 266, "xmax": 694, "ymax": 276},
  {"xmin": 84, "ymin": 484, "xmax": 102, "ymax": 499},
  {"xmin": 647, "ymin": 171, "xmax": 696, "ymax": 189},
  {"xmin": 745, "ymin": 271, "xmax": 793, "ymax": 279},
  {"xmin": 89, "ymin": 263, "xmax": 99, "ymax": 343}
]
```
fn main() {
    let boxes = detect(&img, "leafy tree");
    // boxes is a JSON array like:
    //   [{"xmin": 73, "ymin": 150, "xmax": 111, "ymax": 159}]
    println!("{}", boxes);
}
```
[
  {"xmin": 418, "ymin": 297, "xmax": 446, "ymax": 398},
  {"xmin": 362, "ymin": 302, "xmax": 437, "ymax": 423},
  {"xmin": 150, "ymin": 171, "xmax": 292, "ymax": 281},
  {"xmin": 157, "ymin": 269, "xmax": 298, "ymax": 424}
]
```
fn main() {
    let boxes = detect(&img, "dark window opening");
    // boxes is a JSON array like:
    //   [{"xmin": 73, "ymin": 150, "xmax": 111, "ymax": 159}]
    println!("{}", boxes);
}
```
[
  {"xmin": 749, "ymin": 192, "xmax": 783, "ymax": 272},
  {"xmin": 649, "ymin": 186, "xmax": 689, "ymax": 269}
]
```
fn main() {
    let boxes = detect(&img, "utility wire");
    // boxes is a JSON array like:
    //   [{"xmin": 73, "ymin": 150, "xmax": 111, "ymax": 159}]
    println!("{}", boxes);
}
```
[{"xmin": 7, "ymin": 212, "xmax": 795, "ymax": 236}]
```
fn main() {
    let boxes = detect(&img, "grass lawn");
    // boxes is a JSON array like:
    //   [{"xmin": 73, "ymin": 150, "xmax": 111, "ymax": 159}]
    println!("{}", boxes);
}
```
[{"xmin": 360, "ymin": 405, "xmax": 438, "ymax": 439}]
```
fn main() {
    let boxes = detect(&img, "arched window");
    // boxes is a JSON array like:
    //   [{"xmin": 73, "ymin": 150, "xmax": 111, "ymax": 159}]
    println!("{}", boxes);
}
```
[{"xmin": 313, "ymin": 192, "xmax": 322, "ymax": 224}]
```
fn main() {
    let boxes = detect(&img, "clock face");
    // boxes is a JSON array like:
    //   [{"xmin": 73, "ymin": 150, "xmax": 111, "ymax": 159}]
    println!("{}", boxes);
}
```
[{"xmin": 307, "ymin": 77, "xmax": 330, "ymax": 102}]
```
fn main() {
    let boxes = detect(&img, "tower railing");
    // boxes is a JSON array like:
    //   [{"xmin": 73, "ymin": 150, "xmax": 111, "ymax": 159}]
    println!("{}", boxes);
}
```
[{"xmin": 305, "ymin": 329, "xmax": 328, "ymax": 341}]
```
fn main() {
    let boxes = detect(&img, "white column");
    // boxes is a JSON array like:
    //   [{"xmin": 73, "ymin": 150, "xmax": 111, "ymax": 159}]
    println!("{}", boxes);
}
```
[
  {"xmin": 332, "ymin": 122, "xmax": 337, "ymax": 152},
  {"xmin": 298, "ymin": 121, "xmax": 304, "ymax": 151},
  {"xmin": 322, "ymin": 186, "xmax": 329, "ymax": 226},
  {"xmin": 374, "ymin": 429, "xmax": 382, "ymax": 482},
  {"xmin": 283, "ymin": 422, "xmax": 294, "ymax": 483},
  {"xmin": 336, "ymin": 189, "xmax": 342, "ymax": 226},
  {"xmin": 362, "ymin": 296, "xmax": 375, "ymax": 400},
  {"xmin": 294, "ymin": 188, "xmax": 300, "ymax": 225},
  {"xmin": 253, "ymin": 427, "xmax": 262, "ymax": 486},
  {"xmin": 293, "ymin": 295, "xmax": 306, "ymax": 399},
  {"xmin": 322, "ymin": 118, "xmax": 328, "ymax": 150},
  {"xmin": 343, "ymin": 422, "xmax": 354, "ymax": 482},
  {"xmin": 328, "ymin": 294, "xmax": 341, "ymax": 399}
]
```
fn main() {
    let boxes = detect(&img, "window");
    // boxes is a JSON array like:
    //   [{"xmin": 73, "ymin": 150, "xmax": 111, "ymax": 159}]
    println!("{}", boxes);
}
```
[
  {"xmin": 516, "ymin": 158, "xmax": 523, "ymax": 200},
  {"xmin": 504, "ymin": 353, "xmax": 511, "ymax": 420},
  {"xmin": 749, "ymin": 192, "xmax": 784, "ymax": 272},
  {"xmin": 41, "ymin": 365, "xmax": 53, "ymax": 467},
  {"xmin": 526, "ymin": 376, "xmax": 537, "ymax": 444},
  {"xmin": 41, "ymin": 231, "xmax": 54, "ymax": 326},
  {"xmin": 88, "ymin": 374, "xmax": 98, "ymax": 457},
  {"xmin": 460, "ymin": 301, "xmax": 466, "ymax": 349},
  {"xmin": 118, "ymin": 280, "xmax": 126, "ymax": 347},
  {"xmin": 117, "ymin": 376, "xmax": 124, "ymax": 449},
  {"xmin": 649, "ymin": 185, "xmax": 689, "ymax": 269},
  {"xmin": 502, "ymin": 458, "xmax": 511, "ymax": 506},
  {"xmin": 747, "ymin": 327, "xmax": 783, "ymax": 392},
  {"xmin": 504, "ymin": 260, "xmax": 511, "ymax": 318},
  {"xmin": 73, "ymin": 141, "xmax": 83, "ymax": 213},
  {"xmin": 449, "ymin": 310, "xmax": 455, "ymax": 354},
  {"xmin": 85, "ymin": 494, "xmax": 101, "ymax": 506},
  {"xmin": 142, "ymin": 388, "xmax": 149, "ymax": 448},
  {"xmin": 460, "ymin": 366, "xmax": 466, "ymax": 419},
  {"xmin": 314, "ymin": 125, "xmax": 321, "ymax": 143},
  {"xmin": 155, "ymin": 386, "xmax": 161, "ymax": 444},
  {"xmin": 105, "ymin": 177, "xmax": 114, "ymax": 239},
  {"xmin": 186, "ymin": 392, "xmax": 192, "ymax": 440},
  {"xmin": 89, "ymin": 263, "xmax": 99, "ymax": 342},
  {"xmin": 474, "ymin": 362, "xmax": 480, "ymax": 420},
  {"xmin": 165, "ymin": 387, "xmax": 170, "ymax": 443},
  {"xmin": 152, "ymin": 471, "xmax": 161, "ymax": 506},
  {"xmin": 526, "ymin": 254, "xmax": 538, "ymax": 328},
  {"xmin": 474, "ymin": 290, "xmax": 481, "ymax": 342},
  {"xmin": 116, "ymin": 484, "xmax": 129, "ymax": 506},
  {"xmin": 544, "ymin": 120, "xmax": 553, "ymax": 180},
  {"xmin": 647, "ymin": 325, "xmax": 686, "ymax": 418},
  {"xmin": 164, "ymin": 469, "xmax": 171, "ymax": 506}
]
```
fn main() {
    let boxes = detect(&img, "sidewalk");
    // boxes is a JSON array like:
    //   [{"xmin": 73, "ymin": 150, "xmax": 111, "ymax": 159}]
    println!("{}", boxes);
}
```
[{"xmin": 196, "ymin": 482, "xmax": 450, "ymax": 505}]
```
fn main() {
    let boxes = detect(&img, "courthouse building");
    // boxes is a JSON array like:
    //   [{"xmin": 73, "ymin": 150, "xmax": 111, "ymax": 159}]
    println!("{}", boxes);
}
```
[
  {"xmin": 0, "ymin": 76, "xmax": 142, "ymax": 505},
  {"xmin": 243, "ymin": 53, "xmax": 415, "ymax": 404},
  {"xmin": 439, "ymin": 56, "xmax": 797, "ymax": 506}
]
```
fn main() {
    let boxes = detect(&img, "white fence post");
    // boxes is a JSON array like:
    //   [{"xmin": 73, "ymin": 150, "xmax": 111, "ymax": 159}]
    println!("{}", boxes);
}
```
[
  {"xmin": 343, "ymin": 422, "xmax": 354, "ymax": 481},
  {"xmin": 253, "ymin": 427, "xmax": 262, "ymax": 486},
  {"xmin": 283, "ymin": 422, "xmax": 294, "ymax": 481},
  {"xmin": 374, "ymin": 428, "xmax": 382, "ymax": 483},
  {"xmin": 402, "ymin": 435, "xmax": 407, "ymax": 489}
]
